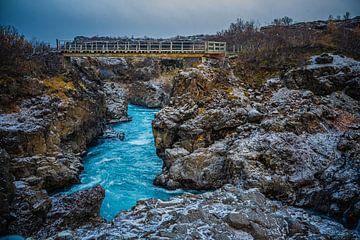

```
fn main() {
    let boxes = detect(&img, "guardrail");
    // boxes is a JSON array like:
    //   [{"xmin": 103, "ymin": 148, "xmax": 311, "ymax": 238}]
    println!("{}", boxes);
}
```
[{"xmin": 56, "ymin": 40, "xmax": 226, "ymax": 56}]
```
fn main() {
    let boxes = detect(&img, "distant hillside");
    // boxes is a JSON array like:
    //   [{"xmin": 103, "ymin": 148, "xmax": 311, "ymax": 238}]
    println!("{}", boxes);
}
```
[{"xmin": 211, "ymin": 16, "xmax": 360, "ymax": 88}]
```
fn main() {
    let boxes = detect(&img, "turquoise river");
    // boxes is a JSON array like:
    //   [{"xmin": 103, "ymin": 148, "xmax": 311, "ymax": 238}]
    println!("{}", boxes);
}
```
[{"xmin": 64, "ymin": 104, "xmax": 185, "ymax": 220}]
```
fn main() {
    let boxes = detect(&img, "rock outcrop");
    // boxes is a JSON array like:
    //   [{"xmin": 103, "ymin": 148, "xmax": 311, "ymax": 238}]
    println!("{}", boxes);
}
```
[
  {"xmin": 153, "ymin": 54, "xmax": 360, "ymax": 230},
  {"xmin": 103, "ymin": 81, "xmax": 129, "ymax": 122},
  {"xmin": 72, "ymin": 56, "xmax": 181, "ymax": 109},
  {"xmin": 284, "ymin": 54, "xmax": 360, "ymax": 96},
  {"xmin": 0, "ymin": 55, "xmax": 188, "ymax": 237},
  {"xmin": 51, "ymin": 186, "xmax": 356, "ymax": 239},
  {"xmin": 0, "ymin": 55, "xmax": 107, "ymax": 236},
  {"xmin": 36, "ymin": 185, "xmax": 105, "ymax": 239},
  {"xmin": 129, "ymin": 80, "xmax": 170, "ymax": 108}
]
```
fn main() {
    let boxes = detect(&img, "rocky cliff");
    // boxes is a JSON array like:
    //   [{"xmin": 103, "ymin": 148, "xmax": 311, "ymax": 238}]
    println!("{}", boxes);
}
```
[
  {"xmin": 153, "ymin": 54, "xmax": 360, "ymax": 233},
  {"xmin": 31, "ymin": 53, "xmax": 359, "ymax": 240},
  {"xmin": 0, "ymin": 54, "xmax": 190, "ymax": 237},
  {"xmin": 71, "ymin": 57, "xmax": 186, "ymax": 109},
  {"xmin": 0, "ymin": 53, "xmax": 109, "ymax": 236},
  {"xmin": 1, "ymin": 52, "xmax": 359, "ymax": 239}
]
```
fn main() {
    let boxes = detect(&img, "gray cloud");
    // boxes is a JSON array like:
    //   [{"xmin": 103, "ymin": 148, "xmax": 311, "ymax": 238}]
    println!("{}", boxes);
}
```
[{"xmin": 0, "ymin": 0, "xmax": 359, "ymax": 44}]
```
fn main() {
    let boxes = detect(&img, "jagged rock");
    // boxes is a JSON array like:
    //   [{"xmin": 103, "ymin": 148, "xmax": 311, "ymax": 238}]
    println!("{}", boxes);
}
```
[
  {"xmin": 117, "ymin": 131, "xmax": 125, "ymax": 141},
  {"xmin": 155, "ymin": 140, "xmax": 229, "ymax": 190},
  {"xmin": 247, "ymin": 108, "xmax": 263, "ymax": 123},
  {"xmin": 344, "ymin": 77, "xmax": 360, "ymax": 100},
  {"xmin": 284, "ymin": 54, "xmax": 360, "ymax": 95},
  {"xmin": 163, "ymin": 147, "xmax": 189, "ymax": 167},
  {"xmin": 0, "ymin": 55, "xmax": 107, "ymax": 236},
  {"xmin": 72, "ymin": 57, "xmax": 178, "ymax": 108},
  {"xmin": 153, "ymin": 56, "xmax": 360, "ymax": 229},
  {"xmin": 129, "ymin": 81, "xmax": 170, "ymax": 108},
  {"xmin": 35, "ymin": 185, "xmax": 105, "ymax": 239},
  {"xmin": 8, "ymin": 180, "xmax": 52, "ymax": 236},
  {"xmin": 153, "ymin": 63, "xmax": 249, "ymax": 158},
  {"xmin": 48, "ymin": 186, "xmax": 356, "ymax": 239},
  {"xmin": 225, "ymin": 129, "xmax": 360, "ymax": 228},
  {"xmin": 315, "ymin": 53, "xmax": 334, "ymax": 64},
  {"xmin": 10, "ymin": 154, "xmax": 82, "ymax": 191},
  {"xmin": 103, "ymin": 82, "xmax": 129, "ymax": 122},
  {"xmin": 152, "ymin": 95, "xmax": 199, "ymax": 158}
]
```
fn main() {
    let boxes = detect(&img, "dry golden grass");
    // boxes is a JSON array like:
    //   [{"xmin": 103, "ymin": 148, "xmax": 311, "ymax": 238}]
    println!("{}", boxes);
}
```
[
  {"xmin": 198, "ymin": 107, "xmax": 206, "ymax": 114},
  {"xmin": 42, "ymin": 75, "xmax": 75, "ymax": 103}
]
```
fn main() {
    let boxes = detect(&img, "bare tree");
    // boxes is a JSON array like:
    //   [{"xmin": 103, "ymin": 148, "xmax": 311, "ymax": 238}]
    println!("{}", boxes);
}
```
[
  {"xmin": 272, "ymin": 16, "xmax": 293, "ymax": 26},
  {"xmin": 343, "ymin": 12, "xmax": 351, "ymax": 20},
  {"xmin": 281, "ymin": 16, "xmax": 293, "ymax": 26}
]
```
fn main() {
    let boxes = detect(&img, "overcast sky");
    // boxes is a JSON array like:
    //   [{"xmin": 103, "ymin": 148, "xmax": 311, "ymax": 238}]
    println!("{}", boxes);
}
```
[{"xmin": 0, "ymin": 0, "xmax": 359, "ymax": 44}]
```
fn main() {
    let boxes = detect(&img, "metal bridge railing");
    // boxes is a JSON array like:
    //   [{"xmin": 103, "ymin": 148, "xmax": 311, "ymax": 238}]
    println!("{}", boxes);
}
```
[{"xmin": 56, "ymin": 40, "xmax": 227, "ymax": 55}]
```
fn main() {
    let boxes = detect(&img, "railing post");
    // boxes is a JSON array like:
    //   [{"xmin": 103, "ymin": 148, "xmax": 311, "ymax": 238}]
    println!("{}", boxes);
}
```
[
  {"xmin": 170, "ymin": 41, "xmax": 173, "ymax": 52},
  {"xmin": 181, "ymin": 42, "xmax": 183, "ymax": 52}
]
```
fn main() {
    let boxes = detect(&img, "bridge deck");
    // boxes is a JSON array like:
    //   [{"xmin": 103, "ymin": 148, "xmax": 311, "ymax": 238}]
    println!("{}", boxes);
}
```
[{"xmin": 57, "ymin": 40, "xmax": 227, "ymax": 58}]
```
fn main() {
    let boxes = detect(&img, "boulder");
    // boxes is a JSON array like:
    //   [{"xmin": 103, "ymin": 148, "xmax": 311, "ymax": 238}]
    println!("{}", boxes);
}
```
[
  {"xmin": 117, "ymin": 131, "xmax": 125, "ymax": 141},
  {"xmin": 344, "ymin": 77, "xmax": 360, "ymax": 100},
  {"xmin": 35, "ymin": 185, "xmax": 105, "ymax": 239},
  {"xmin": 247, "ymin": 108, "xmax": 263, "ymax": 123},
  {"xmin": 315, "ymin": 53, "xmax": 334, "ymax": 64},
  {"xmin": 8, "ymin": 180, "xmax": 52, "ymax": 236}
]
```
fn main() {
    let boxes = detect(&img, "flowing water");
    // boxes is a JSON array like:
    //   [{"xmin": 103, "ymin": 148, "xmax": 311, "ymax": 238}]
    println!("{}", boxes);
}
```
[{"xmin": 64, "ymin": 104, "xmax": 186, "ymax": 220}]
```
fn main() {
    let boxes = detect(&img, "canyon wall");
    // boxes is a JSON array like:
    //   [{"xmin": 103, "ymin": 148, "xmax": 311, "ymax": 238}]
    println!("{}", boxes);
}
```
[
  {"xmin": 0, "ymin": 55, "xmax": 186, "ymax": 236},
  {"xmin": 153, "ymin": 54, "xmax": 360, "ymax": 231}
]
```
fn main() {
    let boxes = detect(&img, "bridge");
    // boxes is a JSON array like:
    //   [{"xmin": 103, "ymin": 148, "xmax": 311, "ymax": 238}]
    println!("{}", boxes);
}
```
[{"xmin": 57, "ymin": 40, "xmax": 227, "ymax": 58}]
